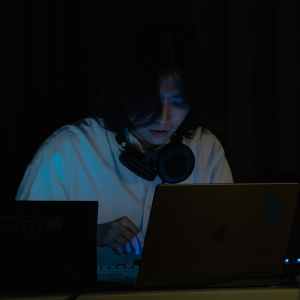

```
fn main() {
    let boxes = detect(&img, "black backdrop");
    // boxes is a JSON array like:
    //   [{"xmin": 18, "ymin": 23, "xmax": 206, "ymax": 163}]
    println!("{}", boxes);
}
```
[{"xmin": 1, "ymin": 0, "xmax": 299, "ymax": 254}]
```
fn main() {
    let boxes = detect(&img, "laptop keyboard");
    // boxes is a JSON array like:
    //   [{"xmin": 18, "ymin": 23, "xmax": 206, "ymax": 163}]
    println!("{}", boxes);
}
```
[{"xmin": 97, "ymin": 265, "xmax": 139, "ymax": 284}]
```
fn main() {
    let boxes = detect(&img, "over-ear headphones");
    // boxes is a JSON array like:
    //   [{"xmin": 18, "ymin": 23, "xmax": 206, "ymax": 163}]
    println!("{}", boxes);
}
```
[{"xmin": 117, "ymin": 136, "xmax": 195, "ymax": 184}]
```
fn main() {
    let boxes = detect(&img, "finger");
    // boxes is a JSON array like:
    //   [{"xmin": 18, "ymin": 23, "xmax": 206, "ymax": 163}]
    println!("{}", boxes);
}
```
[
  {"xmin": 105, "ymin": 236, "xmax": 124, "ymax": 256},
  {"xmin": 118, "ymin": 226, "xmax": 140, "ymax": 255},
  {"xmin": 134, "ymin": 231, "xmax": 145, "ymax": 252},
  {"xmin": 123, "ymin": 219, "xmax": 145, "ymax": 251},
  {"xmin": 108, "ymin": 229, "xmax": 134, "ymax": 255}
]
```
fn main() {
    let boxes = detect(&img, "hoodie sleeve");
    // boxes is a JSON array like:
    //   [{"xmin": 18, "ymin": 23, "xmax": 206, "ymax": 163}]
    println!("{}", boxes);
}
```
[{"xmin": 15, "ymin": 129, "xmax": 70, "ymax": 200}]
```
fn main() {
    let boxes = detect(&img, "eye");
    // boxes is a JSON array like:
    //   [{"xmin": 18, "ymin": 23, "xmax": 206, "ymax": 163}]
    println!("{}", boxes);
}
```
[
  {"xmin": 173, "ymin": 101, "xmax": 184, "ymax": 106},
  {"xmin": 173, "ymin": 102, "xmax": 182, "ymax": 106}
]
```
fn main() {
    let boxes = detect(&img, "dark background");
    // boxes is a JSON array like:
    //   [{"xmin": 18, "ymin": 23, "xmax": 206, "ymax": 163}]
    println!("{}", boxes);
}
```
[{"xmin": 1, "ymin": 0, "xmax": 299, "ymax": 254}]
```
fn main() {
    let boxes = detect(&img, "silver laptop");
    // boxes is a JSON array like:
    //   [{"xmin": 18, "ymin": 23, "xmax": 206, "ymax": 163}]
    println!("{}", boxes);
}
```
[{"xmin": 97, "ymin": 183, "xmax": 299, "ymax": 289}]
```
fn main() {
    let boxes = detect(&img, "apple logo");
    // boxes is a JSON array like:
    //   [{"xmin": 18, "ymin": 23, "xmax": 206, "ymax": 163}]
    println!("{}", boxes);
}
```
[{"xmin": 211, "ymin": 224, "xmax": 226, "ymax": 244}]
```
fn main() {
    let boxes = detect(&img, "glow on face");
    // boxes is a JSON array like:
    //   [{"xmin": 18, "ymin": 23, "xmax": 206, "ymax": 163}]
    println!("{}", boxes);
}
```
[{"xmin": 130, "ymin": 75, "xmax": 191, "ymax": 150}]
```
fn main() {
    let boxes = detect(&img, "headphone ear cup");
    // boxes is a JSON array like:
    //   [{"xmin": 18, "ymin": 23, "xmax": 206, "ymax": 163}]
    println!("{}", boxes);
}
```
[
  {"xmin": 156, "ymin": 143, "xmax": 195, "ymax": 184},
  {"xmin": 119, "ymin": 148, "xmax": 157, "ymax": 181}
]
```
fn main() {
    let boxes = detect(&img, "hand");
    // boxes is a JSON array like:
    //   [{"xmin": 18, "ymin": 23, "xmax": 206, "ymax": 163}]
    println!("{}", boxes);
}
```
[{"xmin": 96, "ymin": 216, "xmax": 144, "ymax": 256}]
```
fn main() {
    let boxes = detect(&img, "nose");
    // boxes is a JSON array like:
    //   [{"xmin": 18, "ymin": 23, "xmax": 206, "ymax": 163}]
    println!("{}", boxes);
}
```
[{"xmin": 155, "ymin": 101, "xmax": 171, "ymax": 124}]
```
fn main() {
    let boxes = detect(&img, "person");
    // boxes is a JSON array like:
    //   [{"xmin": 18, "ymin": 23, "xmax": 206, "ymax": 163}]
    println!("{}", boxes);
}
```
[{"xmin": 15, "ymin": 21, "xmax": 234, "ymax": 266}]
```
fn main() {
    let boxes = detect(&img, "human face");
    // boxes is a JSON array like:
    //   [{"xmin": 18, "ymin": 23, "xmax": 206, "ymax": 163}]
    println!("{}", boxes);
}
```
[{"xmin": 130, "ymin": 75, "xmax": 191, "ymax": 150}]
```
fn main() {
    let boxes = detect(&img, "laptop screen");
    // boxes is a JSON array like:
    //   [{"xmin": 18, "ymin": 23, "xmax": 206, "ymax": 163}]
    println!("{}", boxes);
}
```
[{"xmin": 0, "ymin": 201, "xmax": 98, "ymax": 292}]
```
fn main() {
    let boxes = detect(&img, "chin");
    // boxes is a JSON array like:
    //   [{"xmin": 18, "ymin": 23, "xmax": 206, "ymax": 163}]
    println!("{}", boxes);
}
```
[
  {"xmin": 148, "ymin": 135, "xmax": 171, "ymax": 144},
  {"xmin": 149, "ymin": 140, "xmax": 165, "ymax": 145}
]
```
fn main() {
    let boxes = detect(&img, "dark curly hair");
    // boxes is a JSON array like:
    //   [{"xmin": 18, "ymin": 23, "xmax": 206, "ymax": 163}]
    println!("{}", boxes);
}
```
[{"xmin": 87, "ymin": 21, "xmax": 225, "ymax": 145}]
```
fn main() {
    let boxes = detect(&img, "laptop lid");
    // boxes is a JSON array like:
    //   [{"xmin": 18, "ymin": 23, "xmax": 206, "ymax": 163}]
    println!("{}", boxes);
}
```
[
  {"xmin": 0, "ymin": 201, "xmax": 98, "ymax": 292},
  {"xmin": 136, "ymin": 183, "xmax": 299, "ymax": 289}
]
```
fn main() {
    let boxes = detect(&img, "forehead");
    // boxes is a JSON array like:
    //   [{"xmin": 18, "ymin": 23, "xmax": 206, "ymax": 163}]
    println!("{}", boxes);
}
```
[{"xmin": 158, "ymin": 74, "xmax": 182, "ymax": 92}]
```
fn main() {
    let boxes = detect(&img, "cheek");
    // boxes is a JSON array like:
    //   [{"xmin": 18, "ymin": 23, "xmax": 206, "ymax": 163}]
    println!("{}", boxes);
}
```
[
  {"xmin": 173, "ymin": 107, "xmax": 190, "ymax": 123},
  {"xmin": 135, "ymin": 128, "xmax": 150, "ymax": 139}
]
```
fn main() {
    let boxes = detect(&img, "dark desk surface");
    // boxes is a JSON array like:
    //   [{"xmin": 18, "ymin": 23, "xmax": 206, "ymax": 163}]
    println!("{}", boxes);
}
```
[{"xmin": 1, "ymin": 286, "xmax": 300, "ymax": 300}]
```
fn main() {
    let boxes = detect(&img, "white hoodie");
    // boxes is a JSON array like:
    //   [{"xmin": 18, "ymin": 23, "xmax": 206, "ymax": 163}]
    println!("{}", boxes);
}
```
[{"xmin": 15, "ymin": 117, "xmax": 234, "ymax": 266}]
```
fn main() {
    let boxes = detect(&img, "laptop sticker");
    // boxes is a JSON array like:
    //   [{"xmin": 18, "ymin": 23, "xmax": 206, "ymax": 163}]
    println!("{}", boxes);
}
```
[{"xmin": 265, "ymin": 197, "xmax": 283, "ymax": 229}]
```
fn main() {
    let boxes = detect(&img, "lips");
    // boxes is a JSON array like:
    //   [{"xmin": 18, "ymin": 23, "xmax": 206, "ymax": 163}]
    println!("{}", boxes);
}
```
[
  {"xmin": 151, "ymin": 129, "xmax": 168, "ymax": 131},
  {"xmin": 150, "ymin": 130, "xmax": 169, "ymax": 137}
]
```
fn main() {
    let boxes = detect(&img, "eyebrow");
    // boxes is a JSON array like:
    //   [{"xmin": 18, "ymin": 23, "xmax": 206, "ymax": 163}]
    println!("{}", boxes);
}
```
[
  {"xmin": 172, "ymin": 92, "xmax": 184, "ymax": 98},
  {"xmin": 160, "ymin": 92, "xmax": 184, "ymax": 98}
]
